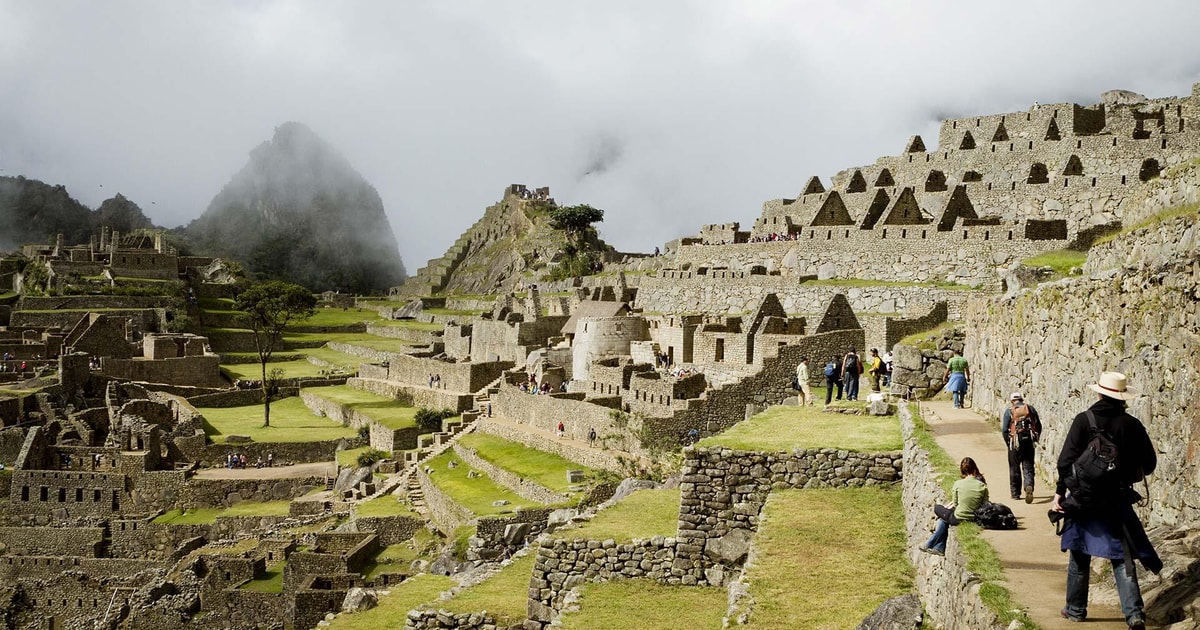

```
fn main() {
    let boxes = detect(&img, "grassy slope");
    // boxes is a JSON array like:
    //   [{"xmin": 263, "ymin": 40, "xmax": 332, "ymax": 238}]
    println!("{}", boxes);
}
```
[
  {"xmin": 435, "ymin": 553, "xmax": 536, "ymax": 624},
  {"xmin": 198, "ymin": 396, "xmax": 358, "ymax": 443},
  {"xmin": 153, "ymin": 500, "xmax": 292, "ymax": 524},
  {"xmin": 553, "ymin": 489, "xmax": 679, "ymax": 542},
  {"xmin": 456, "ymin": 432, "xmax": 595, "ymax": 494},
  {"xmin": 698, "ymin": 405, "xmax": 901, "ymax": 452},
  {"xmin": 355, "ymin": 494, "xmax": 422, "ymax": 519},
  {"xmin": 559, "ymin": 581, "xmax": 725, "ymax": 630},
  {"xmin": 240, "ymin": 561, "xmax": 286, "ymax": 592},
  {"xmin": 326, "ymin": 574, "xmax": 455, "ymax": 629},
  {"xmin": 304, "ymin": 384, "xmax": 420, "ymax": 429},
  {"xmin": 741, "ymin": 488, "xmax": 911, "ymax": 628},
  {"xmin": 423, "ymin": 451, "xmax": 541, "ymax": 516}
]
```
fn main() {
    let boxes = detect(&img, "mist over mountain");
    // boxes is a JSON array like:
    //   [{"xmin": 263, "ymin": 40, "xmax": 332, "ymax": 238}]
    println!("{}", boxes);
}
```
[
  {"xmin": 0, "ymin": 176, "xmax": 154, "ymax": 252},
  {"xmin": 183, "ymin": 122, "xmax": 406, "ymax": 293}
]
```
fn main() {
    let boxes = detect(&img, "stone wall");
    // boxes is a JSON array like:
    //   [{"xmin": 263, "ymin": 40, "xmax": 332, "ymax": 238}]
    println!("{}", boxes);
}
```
[
  {"xmin": 418, "ymin": 467, "xmax": 474, "ymax": 535},
  {"xmin": 453, "ymin": 443, "xmax": 567, "ymax": 505},
  {"xmin": 900, "ymin": 405, "xmax": 1006, "ymax": 630},
  {"xmin": 178, "ymin": 475, "xmax": 327, "ymax": 509},
  {"xmin": 351, "ymin": 514, "xmax": 424, "ymax": 546},
  {"xmin": 100, "ymin": 355, "xmax": 224, "ymax": 388},
  {"xmin": 471, "ymin": 507, "xmax": 555, "ymax": 560},
  {"xmin": 966, "ymin": 210, "xmax": 1200, "ymax": 527},
  {"xmin": 369, "ymin": 422, "xmax": 422, "ymax": 453},
  {"xmin": 474, "ymin": 418, "xmax": 626, "ymax": 472},
  {"xmin": 348, "ymin": 376, "xmax": 476, "ymax": 413},
  {"xmin": 0, "ymin": 526, "xmax": 103, "ymax": 556},
  {"xmin": 405, "ymin": 610, "xmax": 509, "ymax": 629}
]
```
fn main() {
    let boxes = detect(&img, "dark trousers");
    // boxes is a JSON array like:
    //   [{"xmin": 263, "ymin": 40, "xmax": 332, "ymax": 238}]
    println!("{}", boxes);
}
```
[
  {"xmin": 1007, "ymin": 439, "xmax": 1036, "ymax": 496},
  {"xmin": 826, "ymin": 376, "xmax": 842, "ymax": 404}
]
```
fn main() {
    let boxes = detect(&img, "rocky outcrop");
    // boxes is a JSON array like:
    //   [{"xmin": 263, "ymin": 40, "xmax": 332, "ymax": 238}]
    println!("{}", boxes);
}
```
[{"xmin": 185, "ymin": 122, "xmax": 406, "ymax": 293}]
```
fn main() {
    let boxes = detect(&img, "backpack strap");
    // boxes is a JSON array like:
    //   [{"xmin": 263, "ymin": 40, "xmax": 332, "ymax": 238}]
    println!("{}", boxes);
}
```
[{"xmin": 1084, "ymin": 409, "xmax": 1098, "ymax": 434}]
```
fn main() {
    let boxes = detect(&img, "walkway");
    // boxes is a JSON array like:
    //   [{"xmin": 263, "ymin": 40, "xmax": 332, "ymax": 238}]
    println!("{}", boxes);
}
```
[
  {"xmin": 193, "ymin": 461, "xmax": 336, "ymax": 480},
  {"xmin": 921, "ymin": 401, "xmax": 1128, "ymax": 629}
]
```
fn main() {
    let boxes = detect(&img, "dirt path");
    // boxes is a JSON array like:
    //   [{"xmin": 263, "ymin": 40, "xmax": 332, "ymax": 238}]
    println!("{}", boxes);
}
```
[
  {"xmin": 193, "ymin": 461, "xmax": 336, "ymax": 480},
  {"xmin": 920, "ymin": 401, "xmax": 1130, "ymax": 629}
]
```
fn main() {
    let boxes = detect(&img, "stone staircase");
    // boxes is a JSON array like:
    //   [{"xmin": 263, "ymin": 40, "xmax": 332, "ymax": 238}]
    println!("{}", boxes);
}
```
[
  {"xmin": 396, "ymin": 227, "xmax": 477, "ymax": 297},
  {"xmin": 472, "ymin": 376, "xmax": 504, "ymax": 416}
]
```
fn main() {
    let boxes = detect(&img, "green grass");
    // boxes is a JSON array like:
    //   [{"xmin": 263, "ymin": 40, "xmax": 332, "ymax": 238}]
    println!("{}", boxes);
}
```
[
  {"xmin": 153, "ymin": 500, "xmax": 292, "ymax": 525},
  {"xmin": 324, "ymin": 573, "xmax": 455, "ymax": 630},
  {"xmin": 456, "ymin": 433, "xmax": 596, "ymax": 494},
  {"xmin": 423, "ymin": 452, "xmax": 541, "ymax": 516},
  {"xmin": 739, "ymin": 488, "xmax": 910, "ymax": 628},
  {"xmin": 222, "ymin": 359, "xmax": 334, "ymax": 380},
  {"xmin": 355, "ymin": 494, "xmax": 421, "ymax": 519},
  {"xmin": 698, "ymin": 405, "xmax": 901, "ymax": 452},
  {"xmin": 305, "ymin": 385, "xmax": 420, "ymax": 430},
  {"xmin": 423, "ymin": 308, "xmax": 482, "ymax": 317},
  {"xmin": 1093, "ymin": 202, "xmax": 1200, "ymax": 247},
  {"xmin": 284, "ymin": 331, "xmax": 416, "ymax": 352},
  {"xmin": 910, "ymin": 404, "xmax": 1033, "ymax": 628},
  {"xmin": 559, "ymin": 581, "xmax": 725, "ymax": 630},
  {"xmin": 554, "ymin": 489, "xmax": 679, "ymax": 541},
  {"xmin": 435, "ymin": 553, "xmax": 536, "ymax": 624},
  {"xmin": 359, "ymin": 530, "xmax": 440, "ymax": 580},
  {"xmin": 0, "ymin": 291, "xmax": 18, "ymax": 300},
  {"xmin": 199, "ymin": 396, "xmax": 358, "ymax": 443},
  {"xmin": 1022, "ymin": 249, "xmax": 1087, "ymax": 275},
  {"xmin": 367, "ymin": 319, "xmax": 444, "ymax": 332},
  {"xmin": 294, "ymin": 307, "xmax": 379, "ymax": 328},
  {"xmin": 801, "ymin": 278, "xmax": 973, "ymax": 290},
  {"xmin": 240, "ymin": 562, "xmax": 286, "ymax": 592},
  {"xmin": 336, "ymin": 445, "xmax": 371, "ymax": 467}
]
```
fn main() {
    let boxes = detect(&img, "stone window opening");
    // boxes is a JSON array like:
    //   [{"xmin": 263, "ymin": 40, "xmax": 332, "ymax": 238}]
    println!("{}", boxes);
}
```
[
  {"xmin": 93, "ymin": 489, "xmax": 101, "ymax": 502},
  {"xmin": 40, "ymin": 487, "xmax": 47, "ymax": 501},
  {"xmin": 1028, "ymin": 141, "xmax": 1033, "ymax": 149},
  {"xmin": 1007, "ymin": 230, "xmax": 1013, "ymax": 240},
  {"xmin": 984, "ymin": 230, "xmax": 990, "ymax": 240},
  {"xmin": 1064, "ymin": 178, "xmax": 1069, "ymax": 188},
  {"xmin": 75, "ymin": 488, "xmax": 83, "ymax": 502},
  {"xmin": 901, "ymin": 229, "xmax": 907, "ymax": 238},
  {"xmin": 1009, "ymin": 143, "xmax": 1014, "ymax": 151},
  {"xmin": 991, "ymin": 145, "xmax": 996, "ymax": 153},
  {"xmin": 882, "ymin": 229, "xmax": 887, "ymax": 238},
  {"xmin": 1162, "ymin": 137, "xmax": 1168, "ymax": 149},
  {"xmin": 20, "ymin": 486, "xmax": 28, "ymax": 501},
  {"xmin": 1091, "ymin": 177, "xmax": 1097, "ymax": 187},
  {"xmin": 1011, "ymin": 182, "xmax": 1017, "ymax": 191},
  {"xmin": 963, "ymin": 230, "xmax": 968, "ymax": 240},
  {"xmin": 1027, "ymin": 163, "xmax": 1049, "ymax": 185},
  {"xmin": 1112, "ymin": 137, "xmax": 1117, "ymax": 147},
  {"xmin": 922, "ymin": 229, "xmax": 927, "ymax": 239},
  {"xmin": 1138, "ymin": 158, "xmax": 1162, "ymax": 181},
  {"xmin": 715, "ymin": 339, "xmax": 725, "ymax": 362},
  {"xmin": 826, "ymin": 230, "xmax": 832, "ymax": 240},
  {"xmin": 844, "ymin": 229, "xmax": 850, "ymax": 238},
  {"xmin": 952, "ymin": 120, "xmax": 957, "ymax": 129},
  {"xmin": 1077, "ymin": 140, "xmax": 1082, "ymax": 149},
  {"xmin": 1121, "ymin": 175, "xmax": 1127, "ymax": 185}
]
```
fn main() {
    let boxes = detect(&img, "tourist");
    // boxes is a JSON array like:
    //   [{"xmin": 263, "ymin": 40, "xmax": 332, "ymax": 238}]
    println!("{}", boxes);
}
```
[
  {"xmin": 882, "ymin": 351, "xmax": 894, "ymax": 387},
  {"xmin": 920, "ymin": 457, "xmax": 988, "ymax": 556},
  {"xmin": 794, "ymin": 357, "xmax": 814, "ymax": 406},
  {"xmin": 1001, "ymin": 392, "xmax": 1041, "ymax": 502},
  {"xmin": 556, "ymin": 421, "xmax": 565, "ymax": 438},
  {"xmin": 267, "ymin": 452, "xmax": 274, "ymax": 468},
  {"xmin": 1053, "ymin": 372, "xmax": 1159, "ymax": 628},
  {"xmin": 943, "ymin": 349, "xmax": 970, "ymax": 408},
  {"xmin": 867, "ymin": 348, "xmax": 883, "ymax": 392},
  {"xmin": 487, "ymin": 402, "xmax": 493, "ymax": 417},
  {"xmin": 824, "ymin": 354, "xmax": 842, "ymax": 405},
  {"xmin": 587, "ymin": 427, "xmax": 596, "ymax": 445},
  {"xmin": 841, "ymin": 347, "xmax": 861, "ymax": 402}
]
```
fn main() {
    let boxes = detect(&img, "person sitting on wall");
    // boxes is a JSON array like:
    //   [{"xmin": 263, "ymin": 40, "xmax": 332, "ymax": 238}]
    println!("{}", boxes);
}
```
[{"xmin": 920, "ymin": 457, "xmax": 989, "ymax": 556}]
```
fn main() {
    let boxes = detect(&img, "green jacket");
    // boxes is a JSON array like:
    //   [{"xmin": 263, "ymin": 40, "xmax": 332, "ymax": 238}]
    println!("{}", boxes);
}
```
[{"xmin": 952, "ymin": 476, "xmax": 988, "ymax": 520}]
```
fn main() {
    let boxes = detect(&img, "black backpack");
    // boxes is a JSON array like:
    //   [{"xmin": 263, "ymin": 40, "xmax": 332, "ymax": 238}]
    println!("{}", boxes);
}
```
[
  {"xmin": 973, "ymin": 501, "xmax": 1018, "ymax": 529},
  {"xmin": 844, "ymin": 353, "xmax": 859, "ymax": 375},
  {"xmin": 1067, "ymin": 411, "xmax": 1121, "ymax": 509}
]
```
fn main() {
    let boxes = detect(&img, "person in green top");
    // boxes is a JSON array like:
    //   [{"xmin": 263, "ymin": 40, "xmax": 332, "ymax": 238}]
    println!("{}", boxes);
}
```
[
  {"xmin": 943, "ymin": 348, "xmax": 971, "ymax": 409},
  {"xmin": 921, "ymin": 457, "xmax": 989, "ymax": 555}
]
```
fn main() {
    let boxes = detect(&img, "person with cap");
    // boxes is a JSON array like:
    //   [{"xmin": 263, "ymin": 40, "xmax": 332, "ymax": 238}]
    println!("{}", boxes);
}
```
[
  {"xmin": 1001, "ymin": 392, "xmax": 1041, "ymax": 503},
  {"xmin": 1052, "ymin": 372, "xmax": 1159, "ymax": 628}
]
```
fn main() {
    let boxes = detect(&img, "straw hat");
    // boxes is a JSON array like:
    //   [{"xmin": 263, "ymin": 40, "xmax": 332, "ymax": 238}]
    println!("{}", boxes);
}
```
[
  {"xmin": 1010, "ymin": 392, "xmax": 1023, "ymax": 401},
  {"xmin": 1088, "ymin": 371, "xmax": 1135, "ymax": 400}
]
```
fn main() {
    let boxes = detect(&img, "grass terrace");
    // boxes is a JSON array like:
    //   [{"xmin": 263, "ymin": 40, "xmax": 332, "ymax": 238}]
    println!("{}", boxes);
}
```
[
  {"xmin": 433, "ymin": 552, "xmax": 536, "ymax": 625},
  {"xmin": 293, "ymin": 307, "xmax": 380, "ymax": 328},
  {"xmin": 1021, "ymin": 249, "xmax": 1087, "ymax": 276},
  {"xmin": 199, "ymin": 397, "xmax": 358, "ymax": 443},
  {"xmin": 325, "ymin": 573, "xmax": 454, "ymax": 630},
  {"xmin": 153, "ymin": 500, "xmax": 292, "ymax": 525},
  {"xmin": 553, "ymin": 489, "xmax": 679, "ymax": 542},
  {"xmin": 1093, "ymin": 201, "xmax": 1199, "ymax": 247},
  {"xmin": 305, "ymin": 384, "xmax": 421, "ymax": 429},
  {"xmin": 355, "ymin": 494, "xmax": 421, "ymax": 519},
  {"xmin": 455, "ymin": 433, "xmax": 596, "ymax": 495},
  {"xmin": 239, "ymin": 561, "xmax": 286, "ymax": 592},
  {"xmin": 897, "ymin": 321, "xmax": 959, "ymax": 350},
  {"xmin": 558, "ymin": 581, "xmax": 725, "ymax": 630},
  {"xmin": 367, "ymin": 319, "xmax": 444, "ymax": 332},
  {"xmin": 737, "ymin": 488, "xmax": 910, "ymax": 628},
  {"xmin": 698, "ymin": 405, "xmax": 901, "ymax": 452},
  {"xmin": 222, "ymin": 359, "xmax": 333, "ymax": 380},
  {"xmin": 283, "ymin": 331, "xmax": 416, "ymax": 352},
  {"xmin": 423, "ymin": 452, "xmax": 541, "ymax": 516},
  {"xmin": 423, "ymin": 307, "xmax": 483, "ymax": 317},
  {"xmin": 360, "ymin": 529, "xmax": 439, "ymax": 580}
]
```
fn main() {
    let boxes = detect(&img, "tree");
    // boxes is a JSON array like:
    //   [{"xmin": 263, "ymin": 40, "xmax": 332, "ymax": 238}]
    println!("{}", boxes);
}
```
[
  {"xmin": 234, "ymin": 280, "xmax": 316, "ymax": 427},
  {"xmin": 548, "ymin": 204, "xmax": 604, "ymax": 238}
]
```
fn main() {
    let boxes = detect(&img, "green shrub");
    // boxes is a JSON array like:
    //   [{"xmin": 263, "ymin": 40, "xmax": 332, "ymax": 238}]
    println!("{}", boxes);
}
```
[
  {"xmin": 414, "ymin": 407, "xmax": 456, "ymax": 433},
  {"xmin": 356, "ymin": 448, "xmax": 389, "ymax": 468}
]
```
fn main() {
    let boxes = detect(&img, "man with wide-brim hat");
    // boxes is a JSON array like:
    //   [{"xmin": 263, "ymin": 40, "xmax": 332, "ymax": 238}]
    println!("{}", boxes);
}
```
[{"xmin": 1052, "ymin": 371, "xmax": 1159, "ymax": 628}]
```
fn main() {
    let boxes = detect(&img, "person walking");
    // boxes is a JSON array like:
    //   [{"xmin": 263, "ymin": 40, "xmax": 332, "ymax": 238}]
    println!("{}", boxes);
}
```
[
  {"xmin": 943, "ymin": 348, "xmax": 970, "ymax": 408},
  {"xmin": 795, "ymin": 357, "xmax": 814, "ymax": 406},
  {"xmin": 1052, "ymin": 372, "xmax": 1159, "ymax": 629},
  {"xmin": 868, "ymin": 348, "xmax": 884, "ymax": 393},
  {"xmin": 824, "ymin": 355, "xmax": 842, "ymax": 404},
  {"xmin": 920, "ymin": 456, "xmax": 988, "ymax": 555},
  {"xmin": 1001, "ymin": 392, "xmax": 1041, "ymax": 503},
  {"xmin": 842, "ymin": 347, "xmax": 862, "ymax": 402}
]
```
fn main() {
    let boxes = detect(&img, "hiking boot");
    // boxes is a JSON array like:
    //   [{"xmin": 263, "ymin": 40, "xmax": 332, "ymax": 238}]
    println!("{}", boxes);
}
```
[
  {"xmin": 1060, "ymin": 608, "xmax": 1084, "ymax": 622},
  {"xmin": 919, "ymin": 546, "xmax": 944, "ymax": 556},
  {"xmin": 1128, "ymin": 616, "xmax": 1146, "ymax": 630},
  {"xmin": 1024, "ymin": 485, "xmax": 1034, "ymax": 504},
  {"xmin": 1011, "ymin": 493, "xmax": 1022, "ymax": 500}
]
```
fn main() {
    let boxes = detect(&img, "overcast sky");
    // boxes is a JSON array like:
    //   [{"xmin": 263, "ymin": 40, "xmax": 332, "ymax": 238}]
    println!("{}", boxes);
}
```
[{"xmin": 3, "ymin": 1, "xmax": 1200, "ymax": 267}]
